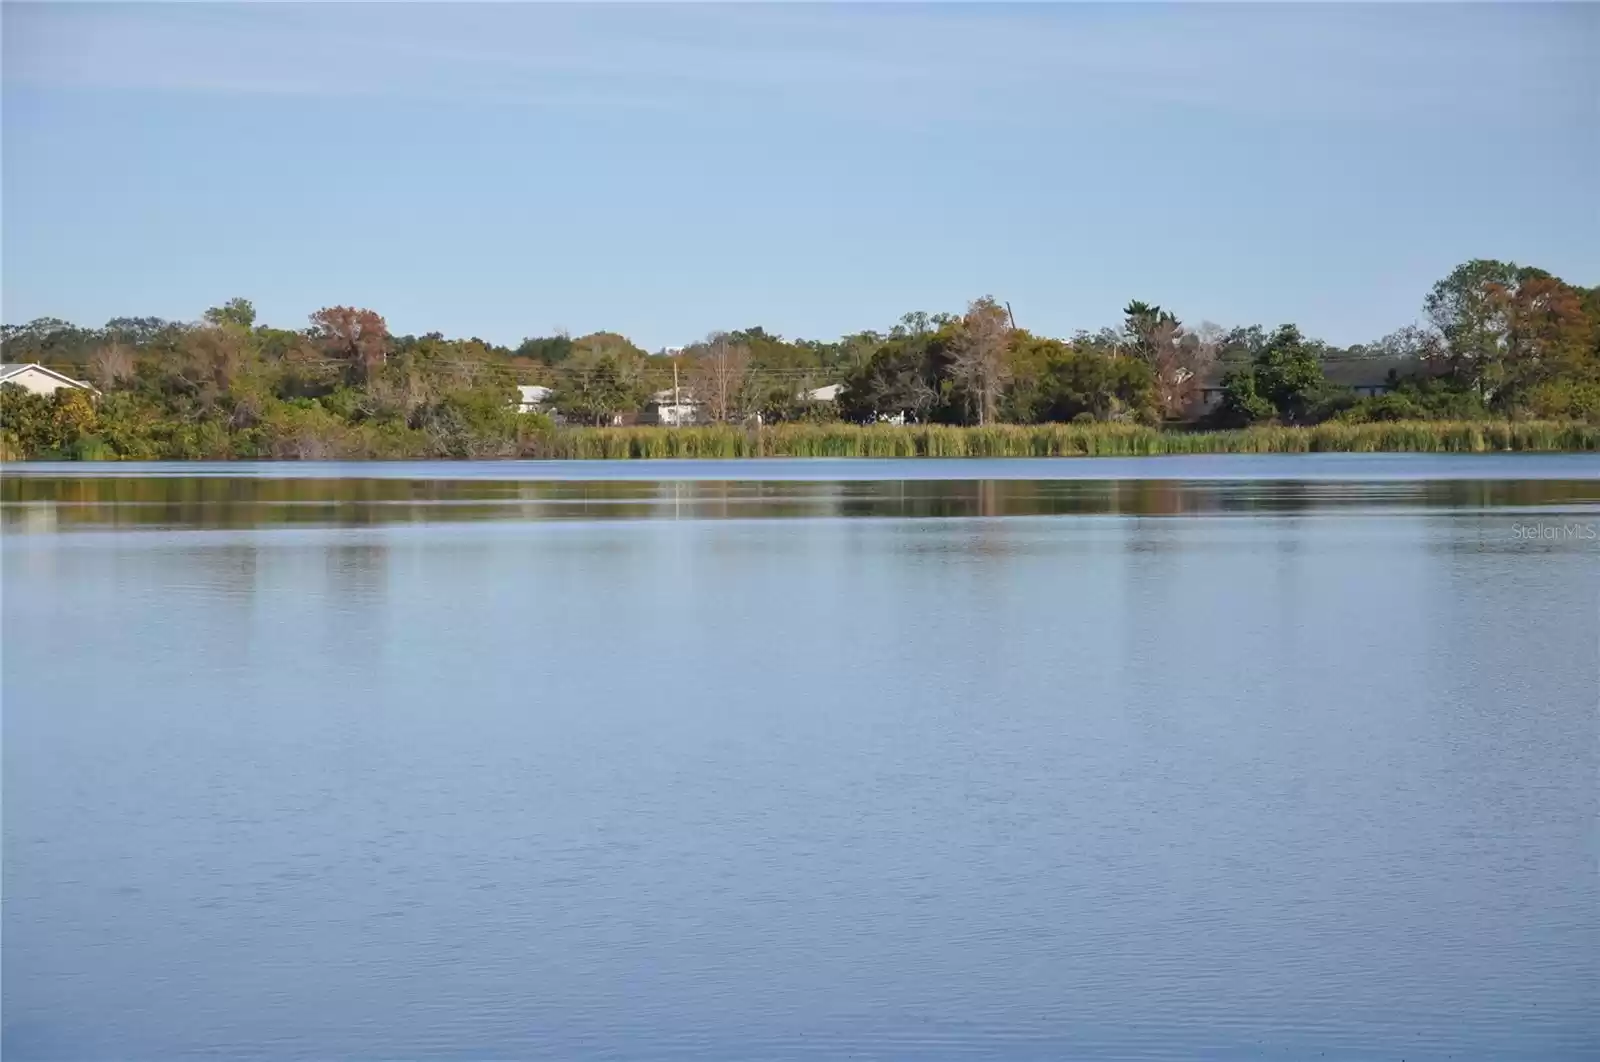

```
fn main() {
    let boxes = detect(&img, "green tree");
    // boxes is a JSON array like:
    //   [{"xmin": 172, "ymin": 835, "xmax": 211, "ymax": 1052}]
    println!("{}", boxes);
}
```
[
  {"xmin": 515, "ymin": 335, "xmax": 574, "ymax": 365},
  {"xmin": 837, "ymin": 324, "xmax": 952, "ymax": 424},
  {"xmin": 551, "ymin": 345, "xmax": 649, "ymax": 426},
  {"xmin": 726, "ymin": 326, "xmax": 822, "ymax": 373},
  {"xmin": 1211, "ymin": 326, "xmax": 1328, "ymax": 426},
  {"xmin": 0, "ymin": 384, "xmax": 56, "ymax": 456},
  {"xmin": 0, "ymin": 318, "xmax": 105, "ymax": 368},
  {"xmin": 1425, "ymin": 259, "xmax": 1520, "ymax": 395},
  {"xmin": 0, "ymin": 384, "xmax": 100, "ymax": 457},
  {"xmin": 1215, "ymin": 370, "xmax": 1276, "ymax": 426},
  {"xmin": 415, "ymin": 385, "xmax": 521, "ymax": 457},
  {"xmin": 1039, "ymin": 350, "xmax": 1158, "ymax": 424},
  {"xmin": 1253, "ymin": 325, "xmax": 1328, "ymax": 424},
  {"xmin": 203, "ymin": 298, "xmax": 257, "ymax": 331}
]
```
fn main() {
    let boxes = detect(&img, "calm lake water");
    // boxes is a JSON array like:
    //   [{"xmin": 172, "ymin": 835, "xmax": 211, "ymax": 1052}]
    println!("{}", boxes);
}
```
[{"xmin": 4, "ymin": 455, "xmax": 1597, "ymax": 1061}]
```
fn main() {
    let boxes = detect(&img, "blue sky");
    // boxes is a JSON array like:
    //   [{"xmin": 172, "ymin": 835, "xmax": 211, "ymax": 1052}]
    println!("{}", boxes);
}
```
[{"xmin": 3, "ymin": 3, "xmax": 1596, "ymax": 350}]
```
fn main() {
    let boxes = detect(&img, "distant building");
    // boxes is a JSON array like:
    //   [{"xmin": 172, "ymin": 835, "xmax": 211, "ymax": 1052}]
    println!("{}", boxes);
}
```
[
  {"xmin": 804, "ymin": 383, "xmax": 843, "ymax": 403},
  {"xmin": 516, "ymin": 384, "xmax": 554, "ymax": 413},
  {"xmin": 643, "ymin": 388, "xmax": 699, "ymax": 426},
  {"xmin": 0, "ymin": 363, "xmax": 98, "ymax": 397},
  {"xmin": 1185, "ymin": 357, "xmax": 1415, "ymax": 420},
  {"xmin": 1321, "ymin": 357, "xmax": 1415, "ymax": 398}
]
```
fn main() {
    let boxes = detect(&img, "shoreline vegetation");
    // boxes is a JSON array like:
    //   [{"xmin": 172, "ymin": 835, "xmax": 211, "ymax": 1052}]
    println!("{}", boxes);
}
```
[
  {"xmin": 3, "ymin": 257, "xmax": 1597, "ymax": 460},
  {"xmin": 4, "ymin": 421, "xmax": 1596, "ymax": 462},
  {"xmin": 463, "ymin": 421, "xmax": 1600, "ymax": 459}
]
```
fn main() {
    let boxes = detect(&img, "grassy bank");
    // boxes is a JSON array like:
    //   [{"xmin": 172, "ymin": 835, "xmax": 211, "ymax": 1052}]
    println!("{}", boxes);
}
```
[
  {"xmin": 520, "ymin": 421, "xmax": 1600, "ymax": 459},
  {"xmin": 6, "ymin": 418, "xmax": 1596, "ymax": 462}
]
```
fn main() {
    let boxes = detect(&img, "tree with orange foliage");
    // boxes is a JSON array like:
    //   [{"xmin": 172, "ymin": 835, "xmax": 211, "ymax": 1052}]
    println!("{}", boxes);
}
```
[
  {"xmin": 1429, "ymin": 261, "xmax": 1593, "ymax": 408},
  {"xmin": 309, "ymin": 306, "xmax": 389, "ymax": 380}
]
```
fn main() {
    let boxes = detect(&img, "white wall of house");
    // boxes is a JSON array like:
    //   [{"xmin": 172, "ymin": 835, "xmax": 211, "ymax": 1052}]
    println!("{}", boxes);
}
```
[
  {"xmin": 0, "ymin": 364, "xmax": 95, "ymax": 397},
  {"xmin": 652, "ymin": 403, "xmax": 698, "ymax": 426},
  {"xmin": 516, "ymin": 384, "xmax": 554, "ymax": 413}
]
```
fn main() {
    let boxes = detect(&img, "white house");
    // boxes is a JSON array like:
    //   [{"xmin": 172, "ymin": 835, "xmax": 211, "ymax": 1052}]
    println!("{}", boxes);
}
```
[
  {"xmin": 516, "ymin": 384, "xmax": 554, "ymax": 413},
  {"xmin": 0, "ymin": 363, "xmax": 98, "ymax": 397},
  {"xmin": 643, "ymin": 388, "xmax": 699, "ymax": 426},
  {"xmin": 804, "ymin": 383, "xmax": 843, "ymax": 403}
]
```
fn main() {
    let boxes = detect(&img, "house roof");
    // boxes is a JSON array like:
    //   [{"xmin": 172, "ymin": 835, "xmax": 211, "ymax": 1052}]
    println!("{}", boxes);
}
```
[
  {"xmin": 0, "ymin": 363, "xmax": 98, "ymax": 392},
  {"xmin": 1319, "ymin": 356, "xmax": 1424, "ymax": 387},
  {"xmin": 1196, "ymin": 355, "xmax": 1427, "ymax": 390}
]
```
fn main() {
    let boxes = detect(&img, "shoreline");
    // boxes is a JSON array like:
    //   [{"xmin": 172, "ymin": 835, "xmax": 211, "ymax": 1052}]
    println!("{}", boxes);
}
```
[{"xmin": 6, "ymin": 420, "xmax": 1596, "ymax": 462}]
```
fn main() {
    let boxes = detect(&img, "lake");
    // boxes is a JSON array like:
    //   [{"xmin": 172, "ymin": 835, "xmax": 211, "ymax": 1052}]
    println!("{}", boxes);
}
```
[{"xmin": 3, "ymin": 455, "xmax": 1597, "ymax": 1061}]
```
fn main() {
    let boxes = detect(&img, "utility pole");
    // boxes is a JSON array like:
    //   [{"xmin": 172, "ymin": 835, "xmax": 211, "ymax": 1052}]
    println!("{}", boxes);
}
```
[
  {"xmin": 672, "ymin": 361, "xmax": 680, "ymax": 428},
  {"xmin": 1005, "ymin": 301, "xmax": 1017, "ymax": 332}
]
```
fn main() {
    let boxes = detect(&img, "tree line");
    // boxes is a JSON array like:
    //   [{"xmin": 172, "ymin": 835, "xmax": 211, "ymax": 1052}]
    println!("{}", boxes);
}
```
[{"xmin": 2, "ymin": 258, "xmax": 1596, "ymax": 460}]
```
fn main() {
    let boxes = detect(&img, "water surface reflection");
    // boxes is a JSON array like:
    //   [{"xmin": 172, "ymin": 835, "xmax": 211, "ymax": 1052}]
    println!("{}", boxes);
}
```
[
  {"xmin": 3, "ymin": 459, "xmax": 1596, "ymax": 1062},
  {"xmin": 4, "ymin": 472, "xmax": 1597, "ymax": 531}
]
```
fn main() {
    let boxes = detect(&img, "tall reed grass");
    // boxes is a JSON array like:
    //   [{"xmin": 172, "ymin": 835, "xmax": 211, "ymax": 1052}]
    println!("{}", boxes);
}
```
[{"xmin": 518, "ymin": 421, "xmax": 1600, "ymax": 459}]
